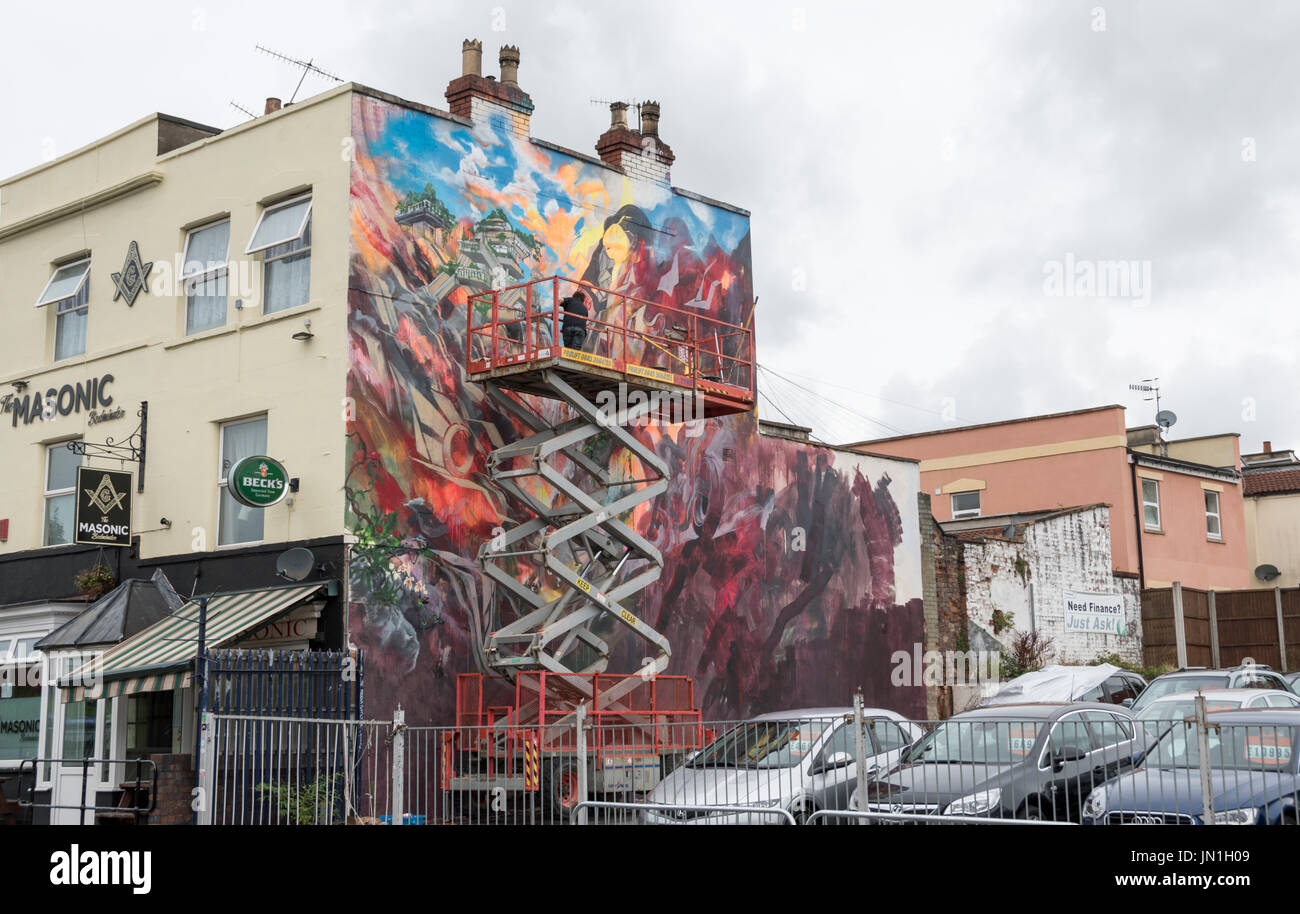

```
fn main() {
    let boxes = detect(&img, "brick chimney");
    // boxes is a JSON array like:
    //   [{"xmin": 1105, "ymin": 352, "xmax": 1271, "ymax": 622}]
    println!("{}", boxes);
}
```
[
  {"xmin": 264, "ymin": 97, "xmax": 282, "ymax": 115},
  {"xmin": 595, "ymin": 100, "xmax": 675, "ymax": 184},
  {"xmin": 445, "ymin": 39, "xmax": 534, "ymax": 135},
  {"xmin": 1264, "ymin": 440, "xmax": 1273, "ymax": 453}
]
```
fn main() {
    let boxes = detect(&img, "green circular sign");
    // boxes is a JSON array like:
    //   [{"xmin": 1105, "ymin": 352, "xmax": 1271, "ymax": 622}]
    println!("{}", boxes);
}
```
[{"xmin": 229, "ymin": 455, "xmax": 290, "ymax": 508}]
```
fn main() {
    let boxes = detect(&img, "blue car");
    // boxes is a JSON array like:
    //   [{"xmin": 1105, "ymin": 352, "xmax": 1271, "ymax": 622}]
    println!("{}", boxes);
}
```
[{"xmin": 1081, "ymin": 708, "xmax": 1300, "ymax": 825}]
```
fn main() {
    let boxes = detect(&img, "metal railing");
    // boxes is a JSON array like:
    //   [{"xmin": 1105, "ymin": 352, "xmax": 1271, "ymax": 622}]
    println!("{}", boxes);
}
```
[
  {"xmin": 198, "ymin": 696, "xmax": 1300, "ymax": 826},
  {"xmin": 17, "ymin": 758, "xmax": 157, "ymax": 825}
]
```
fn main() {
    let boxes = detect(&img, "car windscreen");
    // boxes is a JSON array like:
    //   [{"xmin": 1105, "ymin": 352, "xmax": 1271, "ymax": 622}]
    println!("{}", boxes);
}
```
[
  {"xmin": 1136, "ymin": 699, "xmax": 1242, "ymax": 740},
  {"xmin": 1138, "ymin": 676, "xmax": 1229, "ymax": 705},
  {"xmin": 688, "ymin": 720, "xmax": 832, "ymax": 769},
  {"xmin": 903, "ymin": 719, "xmax": 1043, "ymax": 765},
  {"xmin": 1143, "ymin": 722, "xmax": 1297, "ymax": 771}
]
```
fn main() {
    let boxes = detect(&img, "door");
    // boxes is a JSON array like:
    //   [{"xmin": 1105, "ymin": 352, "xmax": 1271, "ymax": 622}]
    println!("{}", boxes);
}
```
[
  {"xmin": 1039, "ymin": 712, "xmax": 1098, "ymax": 821},
  {"xmin": 52, "ymin": 696, "xmax": 101, "ymax": 825}
]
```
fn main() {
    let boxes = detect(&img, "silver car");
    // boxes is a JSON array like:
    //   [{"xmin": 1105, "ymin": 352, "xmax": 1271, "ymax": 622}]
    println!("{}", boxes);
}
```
[{"xmin": 642, "ymin": 708, "xmax": 923, "ymax": 824}]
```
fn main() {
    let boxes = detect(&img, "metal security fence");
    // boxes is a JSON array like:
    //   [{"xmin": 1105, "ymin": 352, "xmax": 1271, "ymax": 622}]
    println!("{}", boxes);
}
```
[{"xmin": 201, "ymin": 697, "xmax": 1300, "ymax": 826}]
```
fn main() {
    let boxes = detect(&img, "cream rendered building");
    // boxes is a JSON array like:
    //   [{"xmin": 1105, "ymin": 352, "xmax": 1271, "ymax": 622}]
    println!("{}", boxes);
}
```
[{"xmin": 0, "ymin": 88, "xmax": 359, "ymax": 817}]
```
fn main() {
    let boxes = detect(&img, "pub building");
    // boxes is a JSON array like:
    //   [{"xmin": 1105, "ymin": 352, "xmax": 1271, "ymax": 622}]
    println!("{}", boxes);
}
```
[{"xmin": 0, "ymin": 101, "xmax": 355, "ymax": 823}]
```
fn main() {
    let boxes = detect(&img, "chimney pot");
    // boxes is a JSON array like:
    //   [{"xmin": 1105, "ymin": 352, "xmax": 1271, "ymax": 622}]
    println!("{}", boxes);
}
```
[
  {"xmin": 264, "ymin": 97, "xmax": 282, "ymax": 115},
  {"xmin": 462, "ymin": 38, "xmax": 483, "ymax": 77},
  {"xmin": 1264, "ymin": 440, "xmax": 1273, "ymax": 453},
  {"xmin": 499, "ymin": 45, "xmax": 521, "ymax": 87},
  {"xmin": 639, "ymin": 100, "xmax": 660, "ymax": 138},
  {"xmin": 610, "ymin": 101, "xmax": 628, "ymax": 129}
]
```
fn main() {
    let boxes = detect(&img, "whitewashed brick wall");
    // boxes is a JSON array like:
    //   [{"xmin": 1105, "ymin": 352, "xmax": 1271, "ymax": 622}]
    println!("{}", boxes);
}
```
[{"xmin": 962, "ymin": 505, "xmax": 1144, "ymax": 665}]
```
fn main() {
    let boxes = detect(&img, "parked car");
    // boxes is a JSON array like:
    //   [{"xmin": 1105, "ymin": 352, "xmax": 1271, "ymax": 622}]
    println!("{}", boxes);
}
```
[
  {"xmin": 1082, "ymin": 708, "xmax": 1300, "ymax": 824},
  {"xmin": 1286, "ymin": 672, "xmax": 1300, "ymax": 691},
  {"xmin": 851, "ymin": 703, "xmax": 1139, "ymax": 822},
  {"xmin": 1130, "ymin": 665, "xmax": 1297, "ymax": 713},
  {"xmin": 1134, "ymin": 688, "xmax": 1300, "ymax": 745},
  {"xmin": 981, "ymin": 664, "xmax": 1146, "ymax": 708},
  {"xmin": 641, "ymin": 708, "xmax": 923, "ymax": 824}
]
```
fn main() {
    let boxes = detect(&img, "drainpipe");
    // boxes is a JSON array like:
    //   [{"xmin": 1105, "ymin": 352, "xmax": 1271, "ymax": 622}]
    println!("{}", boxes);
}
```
[{"xmin": 1128, "ymin": 453, "xmax": 1146, "ymax": 590}]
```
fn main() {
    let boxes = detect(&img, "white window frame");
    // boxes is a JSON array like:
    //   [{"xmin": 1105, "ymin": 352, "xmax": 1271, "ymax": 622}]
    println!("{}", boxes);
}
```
[
  {"xmin": 181, "ymin": 219, "xmax": 230, "ymax": 334},
  {"xmin": 245, "ymin": 193, "xmax": 312, "ymax": 254},
  {"xmin": 43, "ymin": 442, "xmax": 80, "ymax": 546},
  {"xmin": 34, "ymin": 258, "xmax": 90, "ymax": 308},
  {"xmin": 951, "ymin": 490, "xmax": 981, "ymax": 519},
  {"xmin": 217, "ymin": 416, "xmax": 267, "ymax": 547},
  {"xmin": 1142, "ymin": 478, "xmax": 1161, "ymax": 531},
  {"xmin": 1204, "ymin": 490, "xmax": 1222, "ymax": 540}
]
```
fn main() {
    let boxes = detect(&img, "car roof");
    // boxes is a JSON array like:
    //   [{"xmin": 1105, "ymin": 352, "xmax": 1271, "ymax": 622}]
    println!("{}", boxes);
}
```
[
  {"xmin": 1147, "ymin": 688, "xmax": 1288, "ymax": 703},
  {"xmin": 1204, "ymin": 707, "xmax": 1300, "ymax": 726},
  {"xmin": 953, "ymin": 702, "xmax": 1126, "ymax": 721},
  {"xmin": 749, "ymin": 707, "xmax": 852, "ymax": 721}
]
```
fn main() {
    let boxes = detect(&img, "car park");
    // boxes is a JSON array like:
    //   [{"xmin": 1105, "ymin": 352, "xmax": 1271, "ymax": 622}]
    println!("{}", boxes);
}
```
[
  {"xmin": 851, "ymin": 703, "xmax": 1139, "ymax": 822},
  {"xmin": 1082, "ymin": 708, "xmax": 1300, "ymax": 825},
  {"xmin": 641, "ymin": 708, "xmax": 923, "ymax": 824},
  {"xmin": 1130, "ymin": 665, "xmax": 1297, "ymax": 713}
]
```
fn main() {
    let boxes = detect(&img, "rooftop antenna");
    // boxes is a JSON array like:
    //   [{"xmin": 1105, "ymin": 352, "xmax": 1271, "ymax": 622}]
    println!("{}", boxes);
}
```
[
  {"xmin": 255, "ymin": 44, "xmax": 344, "ymax": 104},
  {"xmin": 1129, "ymin": 378, "xmax": 1173, "ymax": 456},
  {"xmin": 229, "ymin": 99, "xmax": 257, "ymax": 121}
]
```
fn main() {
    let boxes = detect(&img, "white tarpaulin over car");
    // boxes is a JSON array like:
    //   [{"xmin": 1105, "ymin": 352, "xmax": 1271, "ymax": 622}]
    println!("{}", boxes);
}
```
[{"xmin": 982, "ymin": 663, "xmax": 1120, "ymax": 705}]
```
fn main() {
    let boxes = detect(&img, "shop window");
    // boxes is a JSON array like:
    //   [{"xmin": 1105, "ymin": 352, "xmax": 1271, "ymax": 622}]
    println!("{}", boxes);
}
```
[
  {"xmin": 1204, "ymin": 490, "xmax": 1222, "ymax": 540},
  {"xmin": 35, "ymin": 259, "xmax": 91, "ymax": 360},
  {"xmin": 218, "ymin": 416, "xmax": 267, "ymax": 545},
  {"xmin": 951, "ymin": 490, "xmax": 981, "ymax": 519},
  {"xmin": 247, "ymin": 194, "xmax": 312, "ymax": 314},
  {"xmin": 1142, "ymin": 478, "xmax": 1161, "ymax": 531},
  {"xmin": 43, "ymin": 442, "xmax": 81, "ymax": 546},
  {"xmin": 182, "ymin": 219, "xmax": 230, "ymax": 334}
]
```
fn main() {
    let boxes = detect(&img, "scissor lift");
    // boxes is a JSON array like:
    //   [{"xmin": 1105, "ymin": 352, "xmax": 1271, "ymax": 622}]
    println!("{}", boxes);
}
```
[{"xmin": 446, "ymin": 275, "xmax": 753, "ymax": 814}]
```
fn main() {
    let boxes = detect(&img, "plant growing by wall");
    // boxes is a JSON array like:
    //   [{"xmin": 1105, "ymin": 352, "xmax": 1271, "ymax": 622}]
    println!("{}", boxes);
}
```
[
  {"xmin": 255, "ymin": 773, "xmax": 343, "ymax": 825},
  {"xmin": 1000, "ymin": 629, "xmax": 1054, "ymax": 679},
  {"xmin": 74, "ymin": 563, "xmax": 116, "ymax": 601},
  {"xmin": 1012, "ymin": 553, "xmax": 1030, "ymax": 585},
  {"xmin": 990, "ymin": 608, "xmax": 1015, "ymax": 635}
]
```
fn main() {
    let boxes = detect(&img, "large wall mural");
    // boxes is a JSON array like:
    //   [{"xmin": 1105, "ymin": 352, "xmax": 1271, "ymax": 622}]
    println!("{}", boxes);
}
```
[{"xmin": 345, "ymin": 94, "xmax": 926, "ymax": 724}]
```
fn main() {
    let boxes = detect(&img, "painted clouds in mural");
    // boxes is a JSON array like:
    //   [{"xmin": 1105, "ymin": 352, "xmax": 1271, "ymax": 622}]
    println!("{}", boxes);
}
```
[{"xmin": 345, "ymin": 95, "xmax": 924, "ymax": 723}]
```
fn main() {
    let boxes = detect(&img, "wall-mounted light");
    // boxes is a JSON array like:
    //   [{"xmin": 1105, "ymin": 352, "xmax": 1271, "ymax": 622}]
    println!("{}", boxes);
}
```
[
  {"xmin": 11, "ymin": 380, "xmax": 28, "ymax": 392},
  {"xmin": 292, "ymin": 319, "xmax": 314, "ymax": 342},
  {"xmin": 160, "ymin": 517, "xmax": 173, "ymax": 529}
]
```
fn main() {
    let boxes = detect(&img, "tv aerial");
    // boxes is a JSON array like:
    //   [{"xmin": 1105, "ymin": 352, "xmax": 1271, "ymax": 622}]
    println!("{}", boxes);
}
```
[
  {"xmin": 255, "ymin": 44, "xmax": 344, "ymax": 104},
  {"xmin": 1130, "ymin": 378, "xmax": 1173, "ymax": 456}
]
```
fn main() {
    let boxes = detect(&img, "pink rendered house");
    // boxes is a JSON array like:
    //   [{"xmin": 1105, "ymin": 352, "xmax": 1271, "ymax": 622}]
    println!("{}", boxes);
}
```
[{"xmin": 851, "ymin": 405, "xmax": 1247, "ymax": 591}]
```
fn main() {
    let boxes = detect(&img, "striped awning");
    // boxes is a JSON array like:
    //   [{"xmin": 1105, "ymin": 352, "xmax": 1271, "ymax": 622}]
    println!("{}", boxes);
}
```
[{"xmin": 63, "ymin": 582, "xmax": 325, "ymax": 701}]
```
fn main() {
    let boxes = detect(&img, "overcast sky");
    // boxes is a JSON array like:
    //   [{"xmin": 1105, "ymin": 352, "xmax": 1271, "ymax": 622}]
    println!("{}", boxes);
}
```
[{"xmin": 4, "ymin": 0, "xmax": 1296, "ymax": 453}]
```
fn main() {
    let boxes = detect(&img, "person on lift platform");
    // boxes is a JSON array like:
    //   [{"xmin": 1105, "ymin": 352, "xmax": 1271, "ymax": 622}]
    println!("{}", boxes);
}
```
[{"xmin": 560, "ymin": 289, "xmax": 589, "ymax": 350}]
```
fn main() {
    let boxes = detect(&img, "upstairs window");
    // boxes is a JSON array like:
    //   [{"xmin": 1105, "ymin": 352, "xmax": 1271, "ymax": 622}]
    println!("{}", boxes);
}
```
[
  {"xmin": 951, "ymin": 490, "xmax": 981, "ymax": 519},
  {"xmin": 218, "ymin": 416, "xmax": 267, "ymax": 546},
  {"xmin": 247, "ymin": 195, "xmax": 312, "ymax": 314},
  {"xmin": 1142, "ymin": 478, "xmax": 1161, "ymax": 531},
  {"xmin": 1204, "ymin": 490, "xmax": 1222, "ymax": 540},
  {"xmin": 35, "ymin": 259, "xmax": 91, "ymax": 360},
  {"xmin": 182, "ymin": 220, "xmax": 230, "ymax": 334}
]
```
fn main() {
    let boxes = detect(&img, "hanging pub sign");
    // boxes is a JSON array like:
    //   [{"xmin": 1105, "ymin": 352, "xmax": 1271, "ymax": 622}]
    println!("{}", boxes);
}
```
[
  {"xmin": 228, "ymin": 455, "xmax": 290, "ymax": 508},
  {"xmin": 74, "ymin": 467, "xmax": 133, "ymax": 547}
]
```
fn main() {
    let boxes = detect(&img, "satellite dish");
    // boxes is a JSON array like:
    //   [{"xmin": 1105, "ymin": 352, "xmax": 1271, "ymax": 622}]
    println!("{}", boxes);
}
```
[
  {"xmin": 1255, "ymin": 564, "xmax": 1281, "ymax": 583},
  {"xmin": 1155, "ymin": 410, "xmax": 1178, "ymax": 430},
  {"xmin": 276, "ymin": 546, "xmax": 316, "ymax": 582}
]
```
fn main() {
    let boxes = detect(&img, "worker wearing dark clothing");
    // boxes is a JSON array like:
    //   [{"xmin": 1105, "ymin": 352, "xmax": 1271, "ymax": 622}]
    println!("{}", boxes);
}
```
[{"xmin": 560, "ymin": 290, "xmax": 589, "ymax": 350}]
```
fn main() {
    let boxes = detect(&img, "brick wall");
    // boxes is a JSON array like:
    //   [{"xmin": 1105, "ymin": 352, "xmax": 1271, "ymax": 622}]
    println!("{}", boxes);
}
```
[
  {"xmin": 147, "ymin": 753, "xmax": 193, "ymax": 825},
  {"xmin": 962, "ymin": 505, "xmax": 1144, "ymax": 665},
  {"xmin": 927, "ymin": 498, "xmax": 971, "ymax": 718}
]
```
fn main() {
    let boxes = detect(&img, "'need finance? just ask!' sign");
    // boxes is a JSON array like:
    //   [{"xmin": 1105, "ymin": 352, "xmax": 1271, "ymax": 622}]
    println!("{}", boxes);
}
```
[{"xmin": 1064, "ymin": 590, "xmax": 1127, "ymax": 636}]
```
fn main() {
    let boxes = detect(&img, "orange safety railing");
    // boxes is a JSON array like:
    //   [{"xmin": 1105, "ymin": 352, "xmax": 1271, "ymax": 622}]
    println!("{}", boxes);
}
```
[{"xmin": 466, "ymin": 275, "xmax": 754, "ymax": 406}]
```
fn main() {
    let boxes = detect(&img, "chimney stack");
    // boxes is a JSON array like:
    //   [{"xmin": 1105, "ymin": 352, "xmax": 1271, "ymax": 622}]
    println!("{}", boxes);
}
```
[
  {"xmin": 609, "ymin": 101, "xmax": 628, "ymax": 129},
  {"xmin": 1264, "ymin": 440, "xmax": 1273, "ymax": 453},
  {"xmin": 264, "ymin": 97, "xmax": 282, "ymax": 115},
  {"xmin": 499, "ymin": 45, "xmax": 520, "ymax": 87},
  {"xmin": 446, "ymin": 39, "xmax": 534, "ymax": 134},
  {"xmin": 639, "ymin": 100, "xmax": 660, "ymax": 138},
  {"xmin": 461, "ymin": 39, "xmax": 483, "ymax": 77}
]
